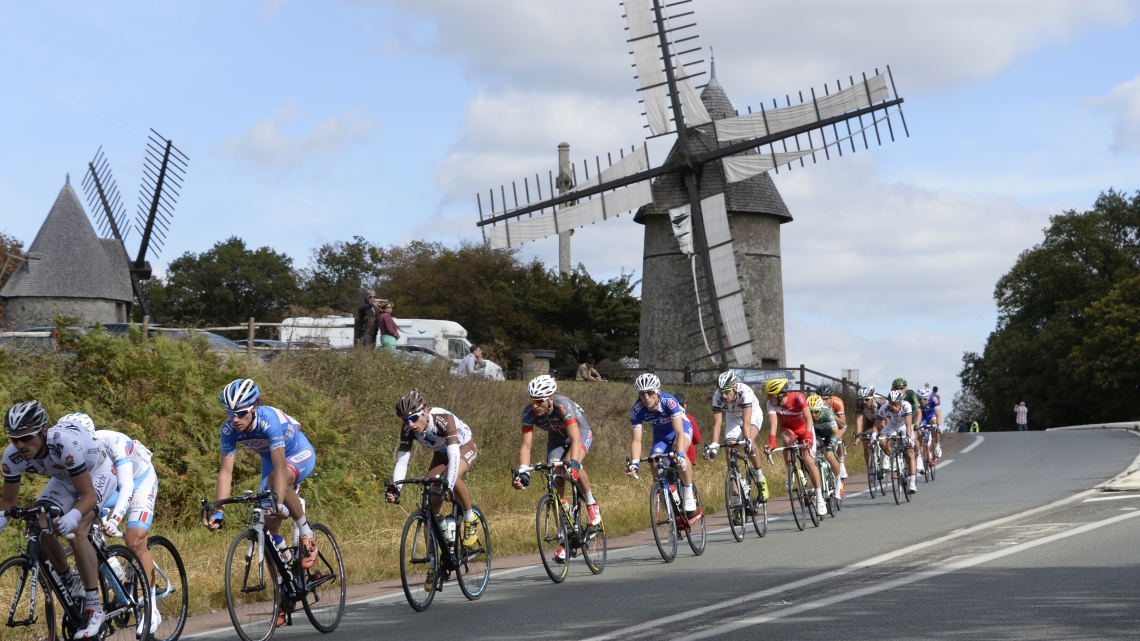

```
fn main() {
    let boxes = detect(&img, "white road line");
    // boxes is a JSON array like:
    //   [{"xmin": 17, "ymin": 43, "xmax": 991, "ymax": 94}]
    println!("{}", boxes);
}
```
[
  {"xmin": 1083, "ymin": 494, "xmax": 1140, "ymax": 502},
  {"xmin": 580, "ymin": 487, "xmax": 1095, "ymax": 641},
  {"xmin": 676, "ymin": 509, "xmax": 1140, "ymax": 640},
  {"xmin": 959, "ymin": 435, "xmax": 985, "ymax": 454},
  {"xmin": 936, "ymin": 459, "xmax": 955, "ymax": 469}
]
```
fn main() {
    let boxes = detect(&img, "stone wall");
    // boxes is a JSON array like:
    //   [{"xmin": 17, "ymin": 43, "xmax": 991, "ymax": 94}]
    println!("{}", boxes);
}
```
[{"xmin": 1, "ymin": 297, "xmax": 128, "ymax": 329}]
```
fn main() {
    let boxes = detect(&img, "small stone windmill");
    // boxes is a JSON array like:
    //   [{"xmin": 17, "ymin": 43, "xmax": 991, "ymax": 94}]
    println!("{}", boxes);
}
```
[{"xmin": 475, "ymin": 0, "xmax": 906, "ymax": 380}]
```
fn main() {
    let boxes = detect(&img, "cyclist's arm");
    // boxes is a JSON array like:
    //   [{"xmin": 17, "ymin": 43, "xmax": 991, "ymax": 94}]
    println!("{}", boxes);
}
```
[
  {"xmin": 671, "ymin": 414, "xmax": 686, "ymax": 452},
  {"xmin": 905, "ymin": 411, "xmax": 914, "ymax": 439},
  {"xmin": 518, "ymin": 429, "xmax": 534, "ymax": 468},
  {"xmin": 740, "ymin": 405, "xmax": 753, "ymax": 438},
  {"xmin": 630, "ymin": 426, "xmax": 643, "ymax": 464},
  {"xmin": 70, "ymin": 470, "xmax": 99, "ymax": 520},
  {"xmin": 834, "ymin": 406, "xmax": 847, "ymax": 430},
  {"xmin": 443, "ymin": 414, "xmax": 462, "ymax": 490},
  {"xmin": 803, "ymin": 405, "xmax": 814, "ymax": 433},
  {"xmin": 767, "ymin": 409, "xmax": 779, "ymax": 449},
  {"xmin": 565, "ymin": 421, "xmax": 582, "ymax": 462},
  {"xmin": 268, "ymin": 446, "xmax": 290, "ymax": 504},
  {"xmin": 936, "ymin": 407, "xmax": 943, "ymax": 425},
  {"xmin": 215, "ymin": 454, "xmax": 235, "ymax": 504},
  {"xmin": 107, "ymin": 455, "xmax": 134, "ymax": 527},
  {"xmin": 0, "ymin": 479, "xmax": 20, "ymax": 512},
  {"xmin": 854, "ymin": 413, "xmax": 864, "ymax": 435},
  {"xmin": 710, "ymin": 410, "xmax": 723, "ymax": 444}
]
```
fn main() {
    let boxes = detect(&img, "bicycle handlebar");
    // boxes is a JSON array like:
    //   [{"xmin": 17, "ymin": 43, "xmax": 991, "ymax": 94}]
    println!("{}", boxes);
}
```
[
  {"xmin": 2, "ymin": 505, "xmax": 74, "ymax": 540},
  {"xmin": 199, "ymin": 490, "xmax": 278, "ymax": 523}
]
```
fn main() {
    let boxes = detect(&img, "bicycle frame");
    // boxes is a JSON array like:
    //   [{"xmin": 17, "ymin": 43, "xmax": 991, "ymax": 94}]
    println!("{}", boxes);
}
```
[
  {"xmin": 389, "ymin": 478, "xmax": 465, "ymax": 575},
  {"xmin": 520, "ymin": 462, "xmax": 583, "ymax": 549},
  {"xmin": 635, "ymin": 453, "xmax": 691, "ymax": 531}
]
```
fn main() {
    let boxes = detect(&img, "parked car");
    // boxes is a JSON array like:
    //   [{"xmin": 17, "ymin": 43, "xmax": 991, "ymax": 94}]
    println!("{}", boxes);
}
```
[{"xmin": 395, "ymin": 344, "xmax": 452, "ymax": 368}]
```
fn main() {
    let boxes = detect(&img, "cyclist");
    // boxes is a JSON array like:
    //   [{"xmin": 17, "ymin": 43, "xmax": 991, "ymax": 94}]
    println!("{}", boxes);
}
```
[
  {"xmin": 853, "ymin": 385, "xmax": 885, "ymax": 469},
  {"xmin": 917, "ymin": 386, "xmax": 943, "ymax": 459},
  {"xmin": 808, "ymin": 394, "xmax": 843, "ymax": 498},
  {"xmin": 513, "ymin": 375, "xmax": 601, "ymax": 564},
  {"xmin": 388, "ymin": 389, "xmax": 480, "ymax": 554},
  {"xmin": 891, "ymin": 378, "xmax": 925, "ymax": 474},
  {"xmin": 763, "ymin": 378, "xmax": 827, "ymax": 517},
  {"xmin": 204, "ymin": 379, "xmax": 319, "ymax": 571},
  {"xmin": 626, "ymin": 373, "xmax": 697, "ymax": 516},
  {"xmin": 0, "ymin": 402, "xmax": 116, "ymax": 639},
  {"xmin": 66, "ymin": 413, "xmax": 162, "ymax": 636},
  {"xmin": 875, "ymin": 390, "xmax": 918, "ymax": 495},
  {"xmin": 818, "ymin": 383, "xmax": 848, "ymax": 480},
  {"xmin": 705, "ymin": 371, "xmax": 769, "ymax": 501}
]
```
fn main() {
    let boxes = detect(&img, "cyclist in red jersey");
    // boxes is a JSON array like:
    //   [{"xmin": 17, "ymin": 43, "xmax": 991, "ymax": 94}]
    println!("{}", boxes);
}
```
[{"xmin": 762, "ymin": 378, "xmax": 827, "ymax": 517}]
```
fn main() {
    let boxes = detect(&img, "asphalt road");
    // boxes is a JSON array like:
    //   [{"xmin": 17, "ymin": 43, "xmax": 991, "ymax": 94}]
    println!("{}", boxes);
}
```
[{"xmin": 191, "ymin": 429, "xmax": 1140, "ymax": 640}]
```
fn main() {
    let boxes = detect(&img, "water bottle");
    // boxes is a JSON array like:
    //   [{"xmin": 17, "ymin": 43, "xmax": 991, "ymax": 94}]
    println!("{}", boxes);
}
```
[
  {"xmin": 441, "ymin": 516, "xmax": 457, "ymax": 543},
  {"xmin": 272, "ymin": 535, "xmax": 293, "ymax": 564},
  {"xmin": 670, "ymin": 484, "xmax": 680, "ymax": 506}
]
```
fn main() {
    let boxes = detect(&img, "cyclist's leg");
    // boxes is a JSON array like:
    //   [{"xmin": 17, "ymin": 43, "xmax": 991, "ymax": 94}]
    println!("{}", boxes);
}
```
[
  {"xmin": 905, "ymin": 435, "xmax": 917, "ymax": 476},
  {"xmin": 124, "ymin": 469, "xmax": 158, "ymax": 582},
  {"xmin": 546, "ymin": 437, "xmax": 569, "ymax": 498},
  {"xmin": 260, "ymin": 457, "xmax": 295, "ymax": 536},
  {"xmin": 825, "ymin": 434, "xmax": 841, "ymax": 477},
  {"xmin": 36, "ymin": 479, "xmax": 82, "ymax": 576},
  {"xmin": 427, "ymin": 445, "xmax": 476, "ymax": 513},
  {"xmin": 568, "ymin": 423, "xmax": 595, "ymax": 499},
  {"xmin": 799, "ymin": 431, "xmax": 823, "ymax": 489}
]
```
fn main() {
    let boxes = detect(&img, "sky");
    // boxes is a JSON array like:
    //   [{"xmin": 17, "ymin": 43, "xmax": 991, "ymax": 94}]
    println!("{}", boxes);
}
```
[{"xmin": 3, "ymin": 0, "xmax": 1140, "ymax": 410}]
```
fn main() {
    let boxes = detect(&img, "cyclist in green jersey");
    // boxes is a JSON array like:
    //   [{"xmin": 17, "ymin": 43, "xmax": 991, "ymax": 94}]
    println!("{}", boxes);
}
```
[
  {"xmin": 892, "ymin": 378, "xmax": 925, "ymax": 474},
  {"xmin": 808, "ymin": 395, "xmax": 843, "ymax": 497}
]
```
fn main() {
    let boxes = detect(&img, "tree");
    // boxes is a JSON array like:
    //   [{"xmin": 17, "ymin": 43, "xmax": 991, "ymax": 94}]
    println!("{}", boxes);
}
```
[
  {"xmin": 961, "ymin": 190, "xmax": 1140, "ymax": 428},
  {"xmin": 945, "ymin": 385, "xmax": 985, "ymax": 431},
  {"xmin": 1064, "ymin": 274, "xmax": 1140, "ymax": 421},
  {"xmin": 0, "ymin": 232, "xmax": 25, "ymax": 326},
  {"xmin": 298, "ymin": 236, "xmax": 384, "ymax": 313},
  {"xmin": 150, "ymin": 237, "xmax": 298, "ymax": 327},
  {"xmin": 529, "ymin": 269, "xmax": 640, "ymax": 364}
]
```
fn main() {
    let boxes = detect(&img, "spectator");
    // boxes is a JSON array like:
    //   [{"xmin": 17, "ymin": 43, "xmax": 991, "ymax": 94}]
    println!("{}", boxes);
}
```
[
  {"xmin": 1014, "ymin": 402, "xmax": 1028, "ymax": 431},
  {"xmin": 377, "ymin": 300, "xmax": 400, "ymax": 351},
  {"xmin": 576, "ymin": 358, "xmax": 604, "ymax": 382},
  {"xmin": 969, "ymin": 421, "xmax": 980, "ymax": 433},
  {"xmin": 675, "ymin": 392, "xmax": 702, "ymax": 466},
  {"xmin": 931, "ymin": 385, "xmax": 941, "ymax": 407},
  {"xmin": 456, "ymin": 345, "xmax": 489, "ymax": 379},
  {"xmin": 355, "ymin": 290, "xmax": 379, "ymax": 347},
  {"xmin": 958, "ymin": 422, "xmax": 968, "ymax": 433}
]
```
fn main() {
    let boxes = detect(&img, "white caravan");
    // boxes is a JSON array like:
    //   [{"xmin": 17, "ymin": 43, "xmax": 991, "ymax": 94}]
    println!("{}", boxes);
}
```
[
  {"xmin": 278, "ymin": 315, "xmax": 354, "ymax": 348},
  {"xmin": 395, "ymin": 319, "xmax": 505, "ymax": 381}
]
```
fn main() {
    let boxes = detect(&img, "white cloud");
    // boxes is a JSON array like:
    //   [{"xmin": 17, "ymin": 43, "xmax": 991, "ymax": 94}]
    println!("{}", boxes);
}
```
[
  {"xmin": 1086, "ymin": 72, "xmax": 1140, "ymax": 153},
  {"xmin": 221, "ymin": 103, "xmax": 374, "ymax": 169}
]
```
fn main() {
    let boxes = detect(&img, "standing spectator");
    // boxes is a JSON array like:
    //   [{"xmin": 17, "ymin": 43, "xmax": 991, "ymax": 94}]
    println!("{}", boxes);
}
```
[
  {"xmin": 931, "ymin": 385, "xmax": 941, "ymax": 407},
  {"xmin": 674, "ymin": 392, "xmax": 702, "ymax": 466},
  {"xmin": 377, "ymin": 300, "xmax": 400, "ymax": 351},
  {"xmin": 576, "ymin": 358, "xmax": 604, "ymax": 382},
  {"xmin": 355, "ymin": 290, "xmax": 379, "ymax": 347},
  {"xmin": 456, "ymin": 345, "xmax": 488, "ymax": 379},
  {"xmin": 1014, "ymin": 402, "xmax": 1028, "ymax": 431}
]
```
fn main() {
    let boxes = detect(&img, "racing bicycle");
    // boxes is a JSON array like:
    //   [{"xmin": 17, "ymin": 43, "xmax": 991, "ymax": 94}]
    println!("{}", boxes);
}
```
[
  {"xmin": 769, "ymin": 443, "xmax": 821, "ymax": 530},
  {"xmin": 719, "ymin": 440, "xmax": 767, "ymax": 541},
  {"xmin": 629, "ymin": 452, "xmax": 705, "ymax": 563},
  {"xmin": 515, "ymin": 461, "xmax": 606, "ymax": 583}
]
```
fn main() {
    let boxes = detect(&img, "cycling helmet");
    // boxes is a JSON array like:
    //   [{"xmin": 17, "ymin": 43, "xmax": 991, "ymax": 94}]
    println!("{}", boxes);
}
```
[
  {"xmin": 858, "ymin": 385, "xmax": 876, "ymax": 399},
  {"xmin": 818, "ymin": 383, "xmax": 835, "ymax": 397},
  {"xmin": 763, "ymin": 378, "xmax": 790, "ymax": 396},
  {"xmin": 917, "ymin": 387, "xmax": 931, "ymax": 399},
  {"xmin": 4, "ymin": 401, "xmax": 48, "ymax": 436},
  {"xmin": 891, "ymin": 377, "xmax": 907, "ymax": 389},
  {"xmin": 59, "ymin": 412, "xmax": 97, "ymax": 438},
  {"xmin": 395, "ymin": 389, "xmax": 426, "ymax": 419},
  {"xmin": 221, "ymin": 379, "xmax": 260, "ymax": 411},
  {"xmin": 807, "ymin": 394, "xmax": 824, "ymax": 413},
  {"xmin": 716, "ymin": 371, "xmax": 740, "ymax": 392},
  {"xmin": 888, "ymin": 390, "xmax": 905, "ymax": 404},
  {"xmin": 527, "ymin": 375, "xmax": 558, "ymax": 400},
  {"xmin": 634, "ymin": 373, "xmax": 661, "ymax": 393}
]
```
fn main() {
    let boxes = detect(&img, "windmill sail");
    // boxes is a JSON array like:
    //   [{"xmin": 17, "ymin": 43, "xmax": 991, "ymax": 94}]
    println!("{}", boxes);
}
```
[
  {"xmin": 624, "ymin": 0, "xmax": 710, "ymax": 135},
  {"xmin": 714, "ymin": 74, "xmax": 890, "ymax": 142}
]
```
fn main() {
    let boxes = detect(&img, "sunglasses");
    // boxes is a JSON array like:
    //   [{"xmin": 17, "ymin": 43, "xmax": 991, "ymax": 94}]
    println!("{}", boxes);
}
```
[
  {"xmin": 718, "ymin": 387, "xmax": 736, "ymax": 394},
  {"xmin": 227, "ymin": 408, "xmax": 254, "ymax": 419},
  {"xmin": 638, "ymin": 390, "xmax": 658, "ymax": 398},
  {"xmin": 403, "ymin": 412, "xmax": 423, "ymax": 425},
  {"xmin": 530, "ymin": 397, "xmax": 551, "ymax": 405},
  {"xmin": 8, "ymin": 432, "xmax": 39, "ymax": 444},
  {"xmin": 889, "ymin": 402, "xmax": 901, "ymax": 409}
]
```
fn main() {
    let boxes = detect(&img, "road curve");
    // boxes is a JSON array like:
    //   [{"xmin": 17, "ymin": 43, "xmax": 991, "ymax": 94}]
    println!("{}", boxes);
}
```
[{"xmin": 188, "ymin": 429, "xmax": 1140, "ymax": 640}]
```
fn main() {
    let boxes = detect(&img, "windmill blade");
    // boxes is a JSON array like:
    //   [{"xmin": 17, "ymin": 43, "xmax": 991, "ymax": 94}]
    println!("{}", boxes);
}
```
[
  {"xmin": 134, "ymin": 129, "xmax": 188, "ymax": 266},
  {"xmin": 80, "ymin": 147, "xmax": 131, "ymax": 242},
  {"xmin": 624, "ymin": 0, "xmax": 710, "ymax": 135}
]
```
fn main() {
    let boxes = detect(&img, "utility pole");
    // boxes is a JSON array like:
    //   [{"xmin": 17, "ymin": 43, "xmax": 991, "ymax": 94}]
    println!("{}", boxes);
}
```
[{"xmin": 556, "ymin": 142, "xmax": 574, "ymax": 275}]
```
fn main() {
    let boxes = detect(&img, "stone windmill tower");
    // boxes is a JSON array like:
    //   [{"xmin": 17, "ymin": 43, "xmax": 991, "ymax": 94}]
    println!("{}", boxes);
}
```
[{"xmin": 636, "ymin": 63, "xmax": 792, "ymax": 376}]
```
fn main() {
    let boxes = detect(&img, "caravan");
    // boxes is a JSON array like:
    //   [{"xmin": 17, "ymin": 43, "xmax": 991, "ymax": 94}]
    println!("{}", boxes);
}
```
[
  {"xmin": 278, "ymin": 315, "xmax": 354, "ymax": 348},
  {"xmin": 395, "ymin": 319, "xmax": 505, "ymax": 381}
]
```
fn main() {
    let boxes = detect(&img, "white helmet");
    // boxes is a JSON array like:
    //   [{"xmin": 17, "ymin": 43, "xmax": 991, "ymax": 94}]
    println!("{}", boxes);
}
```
[
  {"xmin": 527, "ymin": 375, "xmax": 558, "ymax": 400},
  {"xmin": 59, "ymin": 412, "xmax": 97, "ymax": 438},
  {"xmin": 634, "ymin": 373, "xmax": 661, "ymax": 393},
  {"xmin": 917, "ymin": 387, "xmax": 931, "ymax": 399},
  {"xmin": 716, "ymin": 371, "xmax": 739, "ymax": 392}
]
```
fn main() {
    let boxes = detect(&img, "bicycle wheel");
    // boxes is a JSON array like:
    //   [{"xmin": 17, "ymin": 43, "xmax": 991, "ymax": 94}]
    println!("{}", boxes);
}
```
[
  {"xmin": 148, "ymin": 535, "xmax": 188, "ymax": 641},
  {"xmin": 103, "ymin": 544, "xmax": 150, "ymax": 641},
  {"xmin": 0, "ymin": 556, "xmax": 56, "ymax": 641},
  {"xmin": 725, "ymin": 471, "xmax": 745, "ymax": 542},
  {"xmin": 804, "ymin": 462, "xmax": 821, "ymax": 528},
  {"xmin": 930, "ymin": 442, "xmax": 937, "ymax": 481},
  {"xmin": 866, "ymin": 449, "xmax": 877, "ymax": 499},
  {"xmin": 649, "ymin": 482, "xmax": 678, "ymax": 562},
  {"xmin": 575, "ymin": 495, "xmax": 606, "ymax": 574},
  {"xmin": 686, "ymin": 485, "xmax": 706, "ymax": 556},
  {"xmin": 535, "ymin": 494, "xmax": 568, "ymax": 583},
  {"xmin": 786, "ymin": 462, "xmax": 805, "ymax": 531},
  {"xmin": 301, "ymin": 523, "xmax": 346, "ymax": 631},
  {"xmin": 225, "ymin": 531, "xmax": 279, "ymax": 641},
  {"xmin": 399, "ymin": 510, "xmax": 438, "ymax": 611},
  {"xmin": 456, "ymin": 506, "xmax": 491, "ymax": 600},
  {"xmin": 824, "ymin": 469, "xmax": 838, "ymax": 519},
  {"xmin": 903, "ymin": 451, "xmax": 913, "ymax": 503},
  {"xmin": 921, "ymin": 440, "xmax": 931, "ymax": 483},
  {"xmin": 747, "ymin": 474, "xmax": 768, "ymax": 538},
  {"xmin": 890, "ymin": 451, "xmax": 902, "ymax": 505}
]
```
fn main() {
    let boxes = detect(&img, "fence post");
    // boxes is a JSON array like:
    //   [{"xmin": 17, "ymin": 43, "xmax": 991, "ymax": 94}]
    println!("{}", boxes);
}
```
[
  {"xmin": 799, "ymin": 364, "xmax": 806, "ymax": 393},
  {"xmin": 247, "ymin": 317, "xmax": 255, "ymax": 358},
  {"xmin": 142, "ymin": 315, "xmax": 150, "ymax": 339},
  {"xmin": 684, "ymin": 365, "xmax": 692, "ymax": 384}
]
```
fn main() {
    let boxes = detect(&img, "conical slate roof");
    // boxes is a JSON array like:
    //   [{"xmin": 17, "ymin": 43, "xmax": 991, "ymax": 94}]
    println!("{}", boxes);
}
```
[
  {"xmin": 634, "ymin": 77, "xmax": 791, "ymax": 222},
  {"xmin": 0, "ymin": 178, "xmax": 133, "ymax": 302}
]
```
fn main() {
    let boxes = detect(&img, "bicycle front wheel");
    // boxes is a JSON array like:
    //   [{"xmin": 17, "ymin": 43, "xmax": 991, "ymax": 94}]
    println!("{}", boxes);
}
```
[
  {"xmin": 686, "ymin": 485, "xmax": 706, "ymax": 556},
  {"xmin": 921, "ymin": 441, "xmax": 931, "ymax": 483},
  {"xmin": 301, "ymin": 523, "xmax": 346, "ymax": 632},
  {"xmin": 649, "ymin": 482, "xmax": 678, "ymax": 562},
  {"xmin": 748, "ymin": 473, "xmax": 768, "ymax": 538},
  {"xmin": 787, "ymin": 462, "xmax": 806, "ymax": 531},
  {"xmin": 399, "ymin": 510, "xmax": 439, "ymax": 611},
  {"xmin": 103, "ymin": 544, "xmax": 150, "ymax": 641},
  {"xmin": 148, "ymin": 535, "xmax": 188, "ymax": 641},
  {"xmin": 890, "ymin": 453, "xmax": 902, "ymax": 505},
  {"xmin": 725, "ymin": 471, "xmax": 745, "ymax": 542},
  {"xmin": 576, "ymin": 496, "xmax": 606, "ymax": 575},
  {"xmin": 456, "ymin": 506, "xmax": 491, "ymax": 600},
  {"xmin": 225, "ymin": 531, "xmax": 279, "ymax": 641},
  {"xmin": 805, "ymin": 463, "xmax": 821, "ymax": 528},
  {"xmin": 866, "ymin": 450, "xmax": 877, "ymax": 499},
  {"xmin": 930, "ymin": 443, "xmax": 938, "ymax": 481},
  {"xmin": 0, "ymin": 556, "xmax": 56, "ymax": 641},
  {"xmin": 536, "ymin": 494, "xmax": 568, "ymax": 583}
]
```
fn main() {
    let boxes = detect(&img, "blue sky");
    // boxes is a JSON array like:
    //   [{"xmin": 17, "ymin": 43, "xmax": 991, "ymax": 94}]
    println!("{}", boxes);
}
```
[{"xmin": 3, "ymin": 1, "xmax": 1140, "ymax": 409}]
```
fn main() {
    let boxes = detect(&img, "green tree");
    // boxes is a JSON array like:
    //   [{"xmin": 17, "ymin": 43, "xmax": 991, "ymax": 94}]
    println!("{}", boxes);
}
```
[
  {"xmin": 530, "ymin": 269, "xmax": 640, "ymax": 364},
  {"xmin": 150, "ymin": 237, "xmax": 298, "ymax": 327},
  {"xmin": 1064, "ymin": 274, "xmax": 1140, "ymax": 420},
  {"xmin": 299, "ymin": 236, "xmax": 384, "ymax": 313},
  {"xmin": 961, "ymin": 190, "xmax": 1140, "ymax": 428},
  {"xmin": 0, "ymin": 231, "xmax": 25, "ymax": 325}
]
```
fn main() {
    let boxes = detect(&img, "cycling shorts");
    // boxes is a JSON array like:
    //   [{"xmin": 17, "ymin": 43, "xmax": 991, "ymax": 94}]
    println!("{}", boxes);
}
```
[
  {"xmin": 781, "ymin": 423, "xmax": 816, "ymax": 454},
  {"xmin": 35, "ymin": 472, "xmax": 116, "ymax": 517},
  {"xmin": 105, "ymin": 466, "xmax": 159, "ymax": 530},
  {"xmin": 879, "ymin": 423, "xmax": 909, "ymax": 439},
  {"xmin": 259, "ymin": 447, "xmax": 316, "ymax": 491},
  {"xmin": 814, "ymin": 429, "xmax": 839, "ymax": 452},
  {"xmin": 651, "ymin": 423, "xmax": 694, "ymax": 457},
  {"xmin": 547, "ymin": 423, "xmax": 593, "ymax": 462},
  {"xmin": 428, "ymin": 441, "xmax": 479, "ymax": 474}
]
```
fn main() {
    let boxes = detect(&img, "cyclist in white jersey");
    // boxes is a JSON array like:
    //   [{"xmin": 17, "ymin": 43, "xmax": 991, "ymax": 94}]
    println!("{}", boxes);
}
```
[
  {"xmin": 0, "ymin": 403, "xmax": 117, "ymax": 639},
  {"xmin": 874, "ymin": 390, "xmax": 918, "ymax": 495},
  {"xmin": 63, "ymin": 413, "xmax": 162, "ymax": 635},
  {"xmin": 705, "ymin": 371, "xmax": 769, "ymax": 499}
]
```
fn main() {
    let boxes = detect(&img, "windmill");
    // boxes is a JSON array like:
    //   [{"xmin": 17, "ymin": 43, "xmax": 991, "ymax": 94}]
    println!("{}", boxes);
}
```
[
  {"xmin": 475, "ymin": 0, "xmax": 906, "ymax": 376},
  {"xmin": 81, "ymin": 129, "xmax": 189, "ymax": 319}
]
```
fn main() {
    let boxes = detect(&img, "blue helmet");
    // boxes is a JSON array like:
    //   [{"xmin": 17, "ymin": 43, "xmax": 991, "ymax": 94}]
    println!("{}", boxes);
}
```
[{"xmin": 221, "ymin": 379, "xmax": 260, "ymax": 411}]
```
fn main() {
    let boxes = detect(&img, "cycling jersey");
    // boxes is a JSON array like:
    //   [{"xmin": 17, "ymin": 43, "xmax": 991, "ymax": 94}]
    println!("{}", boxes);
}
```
[
  {"xmin": 855, "ymin": 395, "xmax": 885, "ymax": 421},
  {"xmin": 904, "ymin": 389, "xmax": 920, "ymax": 414},
  {"xmin": 97, "ymin": 430, "xmax": 153, "ymax": 480},
  {"xmin": 522, "ymin": 394, "xmax": 593, "ymax": 458},
  {"xmin": 630, "ymin": 392, "xmax": 693, "ymax": 440},
  {"xmin": 825, "ymin": 396, "xmax": 845, "ymax": 416},
  {"xmin": 712, "ymin": 383, "xmax": 764, "ymax": 441},
  {"xmin": 919, "ymin": 395, "xmax": 941, "ymax": 425},
  {"xmin": 220, "ymin": 405, "xmax": 314, "ymax": 460},
  {"xmin": 813, "ymin": 407, "xmax": 839, "ymax": 433},
  {"xmin": 767, "ymin": 391, "xmax": 808, "ymax": 430},
  {"xmin": 3, "ymin": 421, "xmax": 116, "ymax": 512},
  {"xmin": 400, "ymin": 407, "xmax": 473, "ymax": 452},
  {"xmin": 95, "ymin": 429, "xmax": 156, "ymax": 529},
  {"xmin": 876, "ymin": 401, "xmax": 913, "ymax": 435}
]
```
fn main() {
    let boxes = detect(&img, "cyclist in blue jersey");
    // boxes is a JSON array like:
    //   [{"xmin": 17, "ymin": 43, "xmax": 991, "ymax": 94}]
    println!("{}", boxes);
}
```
[
  {"xmin": 626, "ymin": 373, "xmax": 697, "ymax": 515},
  {"xmin": 203, "ymin": 379, "xmax": 319, "ymax": 570},
  {"xmin": 917, "ymin": 386, "xmax": 943, "ymax": 459}
]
